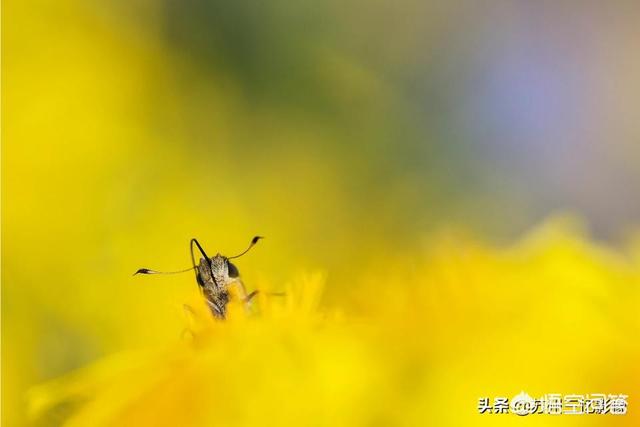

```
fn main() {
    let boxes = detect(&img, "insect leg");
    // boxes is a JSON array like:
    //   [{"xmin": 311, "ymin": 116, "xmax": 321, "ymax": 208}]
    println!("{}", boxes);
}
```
[
  {"xmin": 228, "ymin": 278, "xmax": 261, "ymax": 316},
  {"xmin": 229, "ymin": 278, "xmax": 250, "ymax": 300}
]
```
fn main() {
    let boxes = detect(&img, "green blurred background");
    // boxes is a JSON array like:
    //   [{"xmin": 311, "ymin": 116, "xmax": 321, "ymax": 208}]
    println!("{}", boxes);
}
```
[{"xmin": 3, "ymin": 1, "xmax": 640, "ymax": 425}]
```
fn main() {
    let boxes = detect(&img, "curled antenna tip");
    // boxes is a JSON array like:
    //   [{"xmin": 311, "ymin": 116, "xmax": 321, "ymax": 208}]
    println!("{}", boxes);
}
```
[
  {"xmin": 228, "ymin": 236, "xmax": 264, "ymax": 259},
  {"xmin": 134, "ymin": 268, "xmax": 152, "ymax": 276}
]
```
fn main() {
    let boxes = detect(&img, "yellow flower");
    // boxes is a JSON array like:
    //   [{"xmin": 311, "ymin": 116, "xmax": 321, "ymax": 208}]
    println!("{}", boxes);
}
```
[{"xmin": 28, "ymin": 221, "xmax": 640, "ymax": 426}]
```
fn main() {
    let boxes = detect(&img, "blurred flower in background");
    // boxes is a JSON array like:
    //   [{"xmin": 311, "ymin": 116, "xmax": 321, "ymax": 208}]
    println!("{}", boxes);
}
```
[{"xmin": 3, "ymin": 0, "xmax": 640, "ymax": 426}]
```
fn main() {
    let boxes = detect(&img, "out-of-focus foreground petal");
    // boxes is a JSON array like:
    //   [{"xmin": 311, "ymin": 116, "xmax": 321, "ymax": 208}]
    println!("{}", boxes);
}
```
[{"xmin": 28, "ymin": 222, "xmax": 640, "ymax": 427}]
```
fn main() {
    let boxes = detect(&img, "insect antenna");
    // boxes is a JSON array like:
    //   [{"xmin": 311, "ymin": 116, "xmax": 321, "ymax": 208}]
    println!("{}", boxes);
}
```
[
  {"xmin": 133, "ymin": 266, "xmax": 195, "ymax": 276},
  {"xmin": 134, "ymin": 237, "xmax": 213, "ymax": 278},
  {"xmin": 228, "ymin": 236, "xmax": 263, "ymax": 259},
  {"xmin": 191, "ymin": 238, "xmax": 217, "ymax": 287}
]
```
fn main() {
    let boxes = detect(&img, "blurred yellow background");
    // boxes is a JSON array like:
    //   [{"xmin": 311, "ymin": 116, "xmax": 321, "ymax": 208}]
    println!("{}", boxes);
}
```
[{"xmin": 3, "ymin": 1, "xmax": 640, "ymax": 426}]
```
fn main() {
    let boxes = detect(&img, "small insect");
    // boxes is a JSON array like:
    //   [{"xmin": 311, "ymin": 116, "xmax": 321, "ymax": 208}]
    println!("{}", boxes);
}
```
[{"xmin": 135, "ymin": 236, "xmax": 263, "ymax": 319}]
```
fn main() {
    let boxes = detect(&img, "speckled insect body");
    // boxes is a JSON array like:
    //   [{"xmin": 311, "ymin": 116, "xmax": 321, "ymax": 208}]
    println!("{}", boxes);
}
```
[
  {"xmin": 135, "ymin": 236, "xmax": 262, "ymax": 320},
  {"xmin": 195, "ymin": 252, "xmax": 241, "ymax": 319}
]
